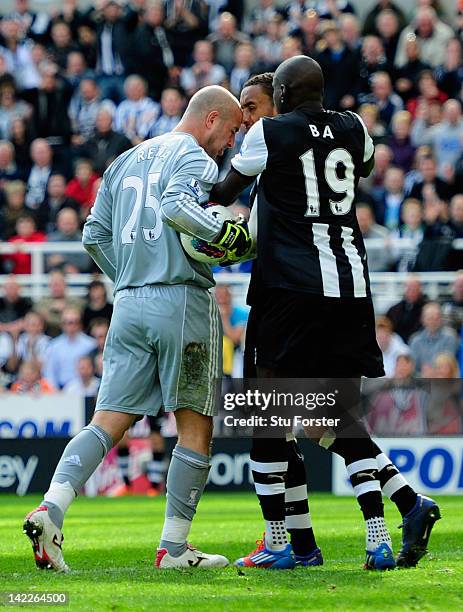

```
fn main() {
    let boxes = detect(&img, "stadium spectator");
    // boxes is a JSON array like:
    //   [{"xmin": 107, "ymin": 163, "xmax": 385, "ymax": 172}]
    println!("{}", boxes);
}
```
[
  {"xmin": 254, "ymin": 15, "xmax": 285, "ymax": 71},
  {"xmin": 246, "ymin": 0, "xmax": 280, "ymax": 38},
  {"xmin": 164, "ymin": 0, "xmax": 209, "ymax": 68},
  {"xmin": 358, "ymin": 36, "xmax": 390, "ymax": 98},
  {"xmin": 76, "ymin": 21, "xmax": 97, "ymax": 71},
  {"xmin": 44, "ymin": 307, "xmax": 96, "ymax": 389},
  {"xmin": 375, "ymin": 9, "xmax": 400, "ymax": 67},
  {"xmin": 229, "ymin": 43, "xmax": 256, "ymax": 96},
  {"xmin": 394, "ymin": 34, "xmax": 431, "ymax": 101},
  {"xmin": 407, "ymin": 69, "xmax": 448, "ymax": 119},
  {"xmin": 362, "ymin": 0, "xmax": 406, "ymax": 36},
  {"xmin": 94, "ymin": 0, "xmax": 136, "ymax": 103},
  {"xmin": 366, "ymin": 354, "xmax": 428, "ymax": 436},
  {"xmin": 82, "ymin": 281, "xmax": 113, "ymax": 331},
  {"xmin": 357, "ymin": 104, "xmax": 387, "ymax": 146},
  {"xmin": 114, "ymin": 75, "xmax": 160, "ymax": 144},
  {"xmin": 0, "ymin": 140, "xmax": 23, "ymax": 185},
  {"xmin": 9, "ymin": 0, "xmax": 50, "ymax": 43},
  {"xmin": 125, "ymin": 0, "xmax": 173, "ymax": 101},
  {"xmin": 391, "ymin": 198, "xmax": 424, "ymax": 272},
  {"xmin": 407, "ymin": 154, "xmax": 452, "ymax": 203},
  {"xmin": 373, "ymin": 166, "xmax": 406, "ymax": 230},
  {"xmin": 376, "ymin": 315, "xmax": 410, "ymax": 377},
  {"xmin": 1, "ymin": 180, "xmax": 28, "ymax": 240},
  {"xmin": 435, "ymin": 37, "xmax": 463, "ymax": 99},
  {"xmin": 361, "ymin": 143, "xmax": 393, "ymax": 203},
  {"xmin": 428, "ymin": 353, "xmax": 462, "ymax": 434},
  {"xmin": 441, "ymin": 272, "xmax": 463, "ymax": 333},
  {"xmin": 64, "ymin": 51, "xmax": 91, "ymax": 93},
  {"xmin": 0, "ymin": 275, "xmax": 32, "ymax": 336},
  {"xmin": 69, "ymin": 78, "xmax": 115, "ymax": 145},
  {"xmin": 64, "ymin": 354, "xmax": 100, "ymax": 397},
  {"xmin": 361, "ymin": 71, "xmax": 403, "ymax": 129},
  {"xmin": 34, "ymin": 173, "xmax": 80, "ymax": 234},
  {"xmin": 35, "ymin": 270, "xmax": 84, "ymax": 337},
  {"xmin": 387, "ymin": 111, "xmax": 416, "ymax": 173},
  {"xmin": 290, "ymin": 9, "xmax": 321, "ymax": 58},
  {"xmin": 386, "ymin": 277, "xmax": 427, "ymax": 342},
  {"xmin": 0, "ymin": 329, "xmax": 14, "ymax": 374},
  {"xmin": 48, "ymin": 20, "xmax": 80, "ymax": 70},
  {"xmin": 12, "ymin": 310, "xmax": 50, "ymax": 370},
  {"xmin": 9, "ymin": 118, "xmax": 33, "ymax": 172},
  {"xmin": 24, "ymin": 139, "xmax": 55, "ymax": 210},
  {"xmin": 280, "ymin": 35, "xmax": 303, "ymax": 61},
  {"xmin": 23, "ymin": 62, "xmax": 72, "ymax": 148},
  {"xmin": 10, "ymin": 359, "xmax": 55, "ymax": 393},
  {"xmin": 46, "ymin": 207, "xmax": 92, "ymax": 273},
  {"xmin": 339, "ymin": 13, "xmax": 362, "ymax": 54},
  {"xmin": 207, "ymin": 12, "xmax": 249, "ymax": 74},
  {"xmin": 80, "ymin": 108, "xmax": 131, "ymax": 174},
  {"xmin": 88, "ymin": 317, "xmax": 109, "ymax": 364},
  {"xmin": 148, "ymin": 87, "xmax": 185, "ymax": 138},
  {"xmin": 179, "ymin": 40, "xmax": 227, "ymax": 97},
  {"xmin": 0, "ymin": 81, "xmax": 32, "ymax": 140},
  {"xmin": 64, "ymin": 159, "xmax": 99, "ymax": 210},
  {"xmin": 215, "ymin": 284, "xmax": 248, "ymax": 375},
  {"xmin": 0, "ymin": 18, "xmax": 40, "ymax": 89},
  {"xmin": 316, "ymin": 20, "xmax": 359, "ymax": 111},
  {"xmin": 4, "ymin": 213, "xmax": 46, "ymax": 275},
  {"xmin": 356, "ymin": 202, "xmax": 393, "ymax": 272},
  {"xmin": 409, "ymin": 302, "xmax": 459, "ymax": 374},
  {"xmin": 411, "ymin": 99, "xmax": 463, "ymax": 178},
  {"xmin": 394, "ymin": 7, "xmax": 454, "ymax": 69}
]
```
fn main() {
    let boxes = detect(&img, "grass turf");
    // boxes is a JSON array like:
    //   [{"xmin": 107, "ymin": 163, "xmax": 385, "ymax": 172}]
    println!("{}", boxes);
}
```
[{"xmin": 0, "ymin": 493, "xmax": 461, "ymax": 611}]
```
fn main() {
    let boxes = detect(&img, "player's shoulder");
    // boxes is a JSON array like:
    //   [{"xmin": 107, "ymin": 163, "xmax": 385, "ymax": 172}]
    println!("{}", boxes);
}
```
[{"xmin": 332, "ymin": 109, "xmax": 366, "ymax": 132}]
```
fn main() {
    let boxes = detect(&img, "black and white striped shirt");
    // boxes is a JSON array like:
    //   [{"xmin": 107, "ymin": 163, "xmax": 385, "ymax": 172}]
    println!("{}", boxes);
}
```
[{"xmin": 231, "ymin": 108, "xmax": 374, "ymax": 299}]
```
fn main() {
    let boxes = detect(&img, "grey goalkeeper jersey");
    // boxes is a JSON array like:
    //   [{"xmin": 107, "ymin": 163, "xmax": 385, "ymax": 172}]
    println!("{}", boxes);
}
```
[{"xmin": 83, "ymin": 132, "xmax": 222, "ymax": 292}]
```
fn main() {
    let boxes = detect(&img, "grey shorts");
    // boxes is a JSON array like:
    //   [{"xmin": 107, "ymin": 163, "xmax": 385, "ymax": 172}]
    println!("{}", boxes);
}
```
[{"xmin": 96, "ymin": 284, "xmax": 222, "ymax": 417}]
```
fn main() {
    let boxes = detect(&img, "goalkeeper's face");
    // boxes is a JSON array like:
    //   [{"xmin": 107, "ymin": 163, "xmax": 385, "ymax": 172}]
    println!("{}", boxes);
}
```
[{"xmin": 204, "ymin": 108, "xmax": 242, "ymax": 160}]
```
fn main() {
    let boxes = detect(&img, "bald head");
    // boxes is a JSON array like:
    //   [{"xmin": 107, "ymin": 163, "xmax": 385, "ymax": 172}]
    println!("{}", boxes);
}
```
[
  {"xmin": 176, "ymin": 86, "xmax": 242, "ymax": 160},
  {"xmin": 273, "ymin": 55, "xmax": 324, "ymax": 114},
  {"xmin": 184, "ymin": 85, "xmax": 241, "ymax": 119}
]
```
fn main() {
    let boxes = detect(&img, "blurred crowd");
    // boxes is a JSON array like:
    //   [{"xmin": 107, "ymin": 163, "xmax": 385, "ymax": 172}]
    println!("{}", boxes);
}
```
[
  {"xmin": 0, "ymin": 0, "xmax": 463, "ymax": 433},
  {"xmin": 0, "ymin": 0, "xmax": 463, "ymax": 273}
]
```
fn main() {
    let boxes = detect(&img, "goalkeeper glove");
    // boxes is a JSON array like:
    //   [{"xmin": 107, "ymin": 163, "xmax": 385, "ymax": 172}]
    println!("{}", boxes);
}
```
[{"xmin": 213, "ymin": 218, "xmax": 253, "ymax": 262}]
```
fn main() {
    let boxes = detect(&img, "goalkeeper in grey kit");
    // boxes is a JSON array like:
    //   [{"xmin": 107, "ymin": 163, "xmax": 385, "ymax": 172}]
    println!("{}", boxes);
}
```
[{"xmin": 23, "ymin": 86, "xmax": 254, "ymax": 571}]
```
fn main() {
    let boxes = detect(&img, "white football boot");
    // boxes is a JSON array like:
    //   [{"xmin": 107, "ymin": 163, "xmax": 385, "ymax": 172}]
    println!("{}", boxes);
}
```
[
  {"xmin": 23, "ymin": 506, "xmax": 69, "ymax": 573},
  {"xmin": 155, "ymin": 543, "xmax": 229, "ymax": 568}
]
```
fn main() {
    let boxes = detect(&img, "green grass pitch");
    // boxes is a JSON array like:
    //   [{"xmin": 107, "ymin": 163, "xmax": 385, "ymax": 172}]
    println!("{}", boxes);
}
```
[{"xmin": 1, "ymin": 493, "xmax": 462, "ymax": 611}]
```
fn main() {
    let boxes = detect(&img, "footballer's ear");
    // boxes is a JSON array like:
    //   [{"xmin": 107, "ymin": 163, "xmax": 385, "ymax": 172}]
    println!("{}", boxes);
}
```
[
  {"xmin": 205, "ymin": 110, "xmax": 220, "ymax": 129},
  {"xmin": 280, "ymin": 84, "xmax": 287, "ymax": 105}
]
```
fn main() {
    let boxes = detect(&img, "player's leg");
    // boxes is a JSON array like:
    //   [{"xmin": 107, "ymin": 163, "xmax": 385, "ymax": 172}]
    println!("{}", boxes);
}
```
[
  {"xmin": 372, "ymin": 441, "xmax": 440, "ymax": 567},
  {"xmin": 154, "ymin": 286, "xmax": 228, "ymax": 568},
  {"xmin": 23, "ymin": 410, "xmax": 135, "ymax": 572},
  {"xmin": 145, "ymin": 414, "xmax": 167, "ymax": 496},
  {"xmin": 23, "ymin": 289, "xmax": 158, "ymax": 571},
  {"xmin": 113, "ymin": 431, "xmax": 131, "ymax": 496},
  {"xmin": 285, "ymin": 436, "xmax": 323, "ymax": 566},
  {"xmin": 242, "ymin": 303, "xmax": 320, "ymax": 567}
]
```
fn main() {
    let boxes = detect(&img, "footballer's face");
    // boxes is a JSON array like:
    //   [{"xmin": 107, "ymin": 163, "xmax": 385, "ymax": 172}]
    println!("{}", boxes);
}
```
[
  {"xmin": 204, "ymin": 107, "xmax": 242, "ymax": 159},
  {"xmin": 240, "ymin": 85, "xmax": 276, "ymax": 131}
]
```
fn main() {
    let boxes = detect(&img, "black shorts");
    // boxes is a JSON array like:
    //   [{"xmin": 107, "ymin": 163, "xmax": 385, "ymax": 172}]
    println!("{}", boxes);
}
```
[
  {"xmin": 248, "ymin": 288, "xmax": 385, "ymax": 378},
  {"xmin": 147, "ymin": 410, "xmax": 165, "ymax": 433}
]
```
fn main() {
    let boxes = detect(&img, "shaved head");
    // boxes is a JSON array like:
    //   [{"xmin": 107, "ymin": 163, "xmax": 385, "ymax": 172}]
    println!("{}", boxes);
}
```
[
  {"xmin": 176, "ymin": 85, "xmax": 242, "ymax": 160},
  {"xmin": 273, "ymin": 55, "xmax": 324, "ymax": 114},
  {"xmin": 184, "ymin": 85, "xmax": 241, "ymax": 120}
]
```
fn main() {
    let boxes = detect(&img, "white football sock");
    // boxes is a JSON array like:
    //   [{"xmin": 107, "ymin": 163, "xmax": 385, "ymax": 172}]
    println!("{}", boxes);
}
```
[
  {"xmin": 265, "ymin": 520, "xmax": 288, "ymax": 551},
  {"xmin": 366, "ymin": 516, "xmax": 392, "ymax": 552}
]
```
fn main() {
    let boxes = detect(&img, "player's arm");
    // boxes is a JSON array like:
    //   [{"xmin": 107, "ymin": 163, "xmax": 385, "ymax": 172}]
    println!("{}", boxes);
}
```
[
  {"xmin": 352, "ymin": 111, "xmax": 375, "ymax": 178},
  {"xmin": 210, "ymin": 119, "xmax": 268, "ymax": 205},
  {"xmin": 160, "ymin": 151, "xmax": 224, "ymax": 242},
  {"xmin": 361, "ymin": 153, "xmax": 375, "ymax": 178},
  {"xmin": 82, "ymin": 177, "xmax": 117, "ymax": 282}
]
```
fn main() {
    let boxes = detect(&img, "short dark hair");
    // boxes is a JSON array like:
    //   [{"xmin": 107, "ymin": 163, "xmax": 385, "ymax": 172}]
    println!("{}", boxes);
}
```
[{"xmin": 243, "ymin": 72, "xmax": 274, "ymax": 100}]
